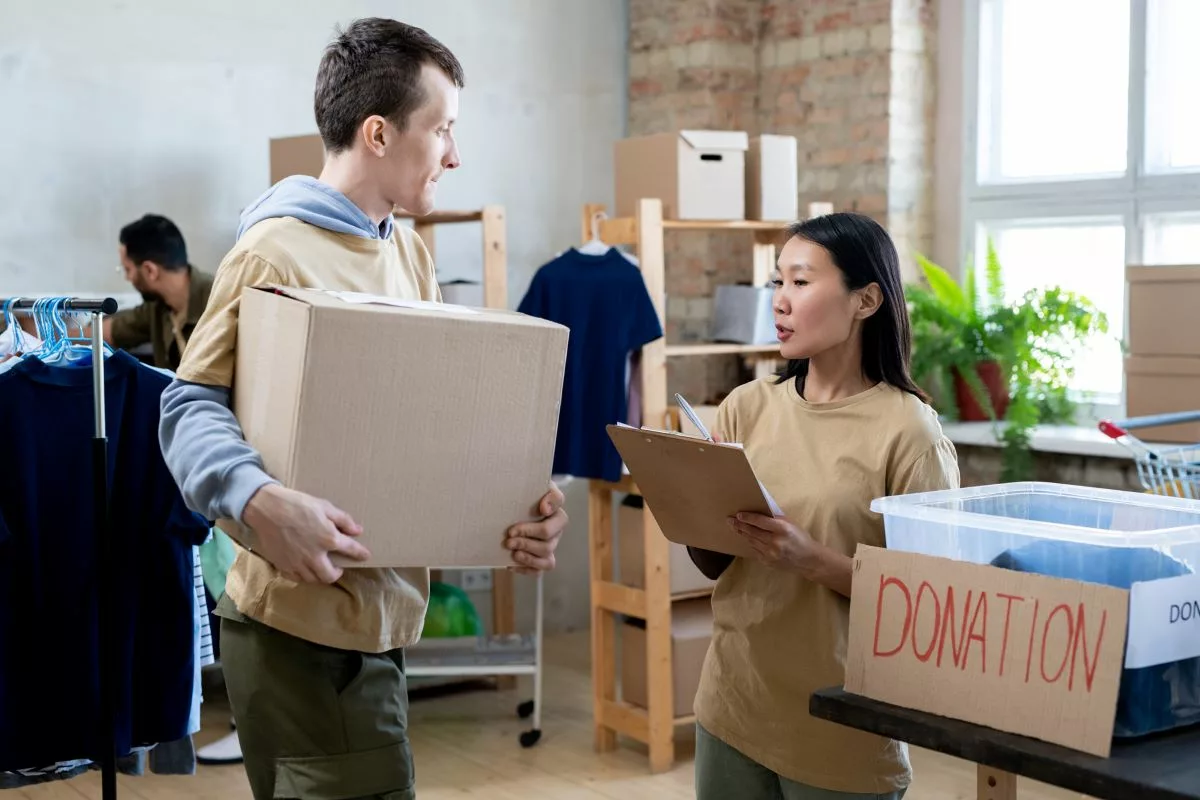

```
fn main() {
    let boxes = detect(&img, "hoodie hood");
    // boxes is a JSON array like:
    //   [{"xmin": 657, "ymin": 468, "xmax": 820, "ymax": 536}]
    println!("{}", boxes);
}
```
[{"xmin": 237, "ymin": 175, "xmax": 394, "ymax": 241}]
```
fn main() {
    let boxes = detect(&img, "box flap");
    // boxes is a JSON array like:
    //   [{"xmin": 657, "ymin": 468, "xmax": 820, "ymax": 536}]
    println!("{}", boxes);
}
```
[
  {"xmin": 680, "ymin": 130, "xmax": 750, "ymax": 152},
  {"xmin": 845, "ymin": 545, "xmax": 1128, "ymax": 758},
  {"xmin": 1127, "ymin": 265, "xmax": 1200, "ymax": 284},
  {"xmin": 1125, "ymin": 355, "xmax": 1200, "ymax": 376}
]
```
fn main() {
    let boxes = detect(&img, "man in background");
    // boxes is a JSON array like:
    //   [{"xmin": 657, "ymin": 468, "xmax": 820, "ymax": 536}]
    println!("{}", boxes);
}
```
[{"xmin": 105, "ymin": 213, "xmax": 214, "ymax": 371}]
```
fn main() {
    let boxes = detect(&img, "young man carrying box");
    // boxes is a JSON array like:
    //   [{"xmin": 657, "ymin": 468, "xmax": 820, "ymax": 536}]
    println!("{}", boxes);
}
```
[{"xmin": 159, "ymin": 19, "xmax": 567, "ymax": 800}]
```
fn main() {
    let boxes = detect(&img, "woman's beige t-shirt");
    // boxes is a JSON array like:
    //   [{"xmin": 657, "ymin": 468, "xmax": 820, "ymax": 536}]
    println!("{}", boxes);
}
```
[{"xmin": 694, "ymin": 376, "xmax": 960, "ymax": 794}]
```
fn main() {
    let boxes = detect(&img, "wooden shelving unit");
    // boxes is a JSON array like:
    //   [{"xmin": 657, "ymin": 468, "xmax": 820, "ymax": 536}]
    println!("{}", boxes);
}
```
[
  {"xmin": 394, "ymin": 205, "xmax": 518, "ymax": 690},
  {"xmin": 584, "ymin": 199, "xmax": 788, "ymax": 773}
]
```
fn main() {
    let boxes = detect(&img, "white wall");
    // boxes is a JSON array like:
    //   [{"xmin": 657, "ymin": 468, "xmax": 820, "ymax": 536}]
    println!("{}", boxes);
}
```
[
  {"xmin": 1, "ymin": 0, "xmax": 629, "ymax": 634},
  {"xmin": 0, "ymin": 0, "xmax": 627, "ymax": 308}
]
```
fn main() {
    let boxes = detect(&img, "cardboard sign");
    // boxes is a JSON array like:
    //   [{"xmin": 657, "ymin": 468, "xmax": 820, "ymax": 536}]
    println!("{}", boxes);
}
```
[{"xmin": 845, "ymin": 546, "xmax": 1129, "ymax": 757}]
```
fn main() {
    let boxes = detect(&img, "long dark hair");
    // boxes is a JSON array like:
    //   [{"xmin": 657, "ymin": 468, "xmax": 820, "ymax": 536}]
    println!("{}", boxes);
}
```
[{"xmin": 774, "ymin": 212, "xmax": 927, "ymax": 402}]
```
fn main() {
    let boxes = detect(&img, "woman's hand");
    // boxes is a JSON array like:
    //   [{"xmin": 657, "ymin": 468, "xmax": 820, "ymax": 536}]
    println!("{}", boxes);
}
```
[
  {"xmin": 729, "ymin": 512, "xmax": 854, "ymax": 597},
  {"xmin": 728, "ymin": 513, "xmax": 817, "ymax": 572}
]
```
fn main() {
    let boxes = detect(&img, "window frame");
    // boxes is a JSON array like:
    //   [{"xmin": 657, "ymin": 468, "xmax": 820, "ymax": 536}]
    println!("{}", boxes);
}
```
[{"xmin": 959, "ymin": 0, "xmax": 1200, "ymax": 422}]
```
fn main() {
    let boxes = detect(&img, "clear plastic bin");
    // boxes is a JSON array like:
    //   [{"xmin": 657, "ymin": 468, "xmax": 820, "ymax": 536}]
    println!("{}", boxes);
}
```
[{"xmin": 870, "ymin": 481, "xmax": 1200, "ymax": 739}]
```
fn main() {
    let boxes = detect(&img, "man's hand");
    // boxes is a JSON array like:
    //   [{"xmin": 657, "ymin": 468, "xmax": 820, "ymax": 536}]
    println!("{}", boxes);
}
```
[
  {"xmin": 241, "ymin": 484, "xmax": 371, "ymax": 584},
  {"xmin": 504, "ymin": 482, "xmax": 568, "ymax": 575}
]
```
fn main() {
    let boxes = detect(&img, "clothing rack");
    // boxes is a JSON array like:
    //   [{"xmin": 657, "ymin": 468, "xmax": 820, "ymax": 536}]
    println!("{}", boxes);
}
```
[{"xmin": 4, "ymin": 296, "xmax": 120, "ymax": 800}]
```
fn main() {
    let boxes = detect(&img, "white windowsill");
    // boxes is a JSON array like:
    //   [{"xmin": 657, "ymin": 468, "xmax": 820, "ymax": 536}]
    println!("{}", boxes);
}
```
[{"xmin": 940, "ymin": 421, "xmax": 1160, "ymax": 460}]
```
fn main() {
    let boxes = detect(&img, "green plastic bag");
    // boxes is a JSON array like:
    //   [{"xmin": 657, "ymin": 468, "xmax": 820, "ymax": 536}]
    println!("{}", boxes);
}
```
[
  {"xmin": 420, "ymin": 581, "xmax": 483, "ymax": 638},
  {"xmin": 199, "ymin": 527, "xmax": 237, "ymax": 598}
]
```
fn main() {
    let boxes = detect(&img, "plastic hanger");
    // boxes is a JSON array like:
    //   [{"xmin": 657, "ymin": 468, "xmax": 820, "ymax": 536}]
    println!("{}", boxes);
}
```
[
  {"xmin": 576, "ymin": 211, "xmax": 612, "ymax": 256},
  {"xmin": 33, "ymin": 297, "xmax": 113, "ymax": 367}
]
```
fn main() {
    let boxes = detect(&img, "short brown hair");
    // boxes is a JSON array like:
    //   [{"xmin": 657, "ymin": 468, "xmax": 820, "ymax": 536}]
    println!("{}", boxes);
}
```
[{"xmin": 314, "ymin": 18, "xmax": 465, "ymax": 153}]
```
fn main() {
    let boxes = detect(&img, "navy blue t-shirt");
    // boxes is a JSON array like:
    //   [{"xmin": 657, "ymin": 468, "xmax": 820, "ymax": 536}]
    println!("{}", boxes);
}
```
[
  {"xmin": 518, "ymin": 248, "xmax": 663, "ymax": 482},
  {"xmin": 0, "ymin": 350, "xmax": 211, "ymax": 770},
  {"xmin": 991, "ymin": 539, "xmax": 1200, "ymax": 738}
]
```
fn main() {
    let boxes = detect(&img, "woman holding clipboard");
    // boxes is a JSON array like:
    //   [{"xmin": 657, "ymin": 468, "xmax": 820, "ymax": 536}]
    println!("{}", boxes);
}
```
[{"xmin": 688, "ymin": 213, "xmax": 959, "ymax": 800}]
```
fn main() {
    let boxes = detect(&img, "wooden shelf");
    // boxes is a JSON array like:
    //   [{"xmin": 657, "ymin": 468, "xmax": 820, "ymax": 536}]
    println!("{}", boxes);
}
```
[
  {"xmin": 393, "ymin": 209, "xmax": 485, "ymax": 224},
  {"xmin": 662, "ymin": 218, "xmax": 789, "ymax": 232},
  {"xmin": 665, "ymin": 343, "xmax": 782, "ymax": 358}
]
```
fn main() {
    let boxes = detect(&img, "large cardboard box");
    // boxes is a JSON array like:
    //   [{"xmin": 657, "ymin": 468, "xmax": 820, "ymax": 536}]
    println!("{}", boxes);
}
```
[
  {"xmin": 622, "ymin": 597, "xmax": 713, "ymax": 716},
  {"xmin": 615, "ymin": 130, "xmax": 749, "ymax": 221},
  {"xmin": 746, "ymin": 134, "xmax": 799, "ymax": 222},
  {"xmin": 230, "ymin": 285, "xmax": 569, "ymax": 568},
  {"xmin": 1127, "ymin": 265, "xmax": 1200, "ymax": 358},
  {"xmin": 269, "ymin": 134, "xmax": 325, "ymax": 184},
  {"xmin": 618, "ymin": 495, "xmax": 716, "ymax": 596},
  {"xmin": 1124, "ymin": 356, "xmax": 1200, "ymax": 443}
]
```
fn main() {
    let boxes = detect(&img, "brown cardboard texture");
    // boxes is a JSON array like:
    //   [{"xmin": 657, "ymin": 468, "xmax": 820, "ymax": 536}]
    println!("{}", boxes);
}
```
[
  {"xmin": 232, "ymin": 285, "xmax": 569, "ymax": 568},
  {"xmin": 845, "ymin": 546, "xmax": 1128, "ymax": 758},
  {"xmin": 615, "ymin": 130, "xmax": 749, "ymax": 220},
  {"xmin": 746, "ymin": 134, "xmax": 799, "ymax": 222},
  {"xmin": 269, "ymin": 134, "xmax": 325, "ymax": 184},
  {"xmin": 1124, "ymin": 356, "xmax": 1200, "ymax": 443},
  {"xmin": 1126, "ymin": 265, "xmax": 1200, "ymax": 357},
  {"xmin": 607, "ymin": 425, "xmax": 770, "ymax": 559},
  {"xmin": 622, "ymin": 596, "xmax": 713, "ymax": 715},
  {"xmin": 618, "ymin": 496, "xmax": 716, "ymax": 596}
]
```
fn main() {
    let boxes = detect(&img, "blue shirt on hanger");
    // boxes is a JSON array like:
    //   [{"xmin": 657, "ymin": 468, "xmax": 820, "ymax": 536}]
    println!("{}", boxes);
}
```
[
  {"xmin": 518, "ymin": 248, "xmax": 663, "ymax": 482},
  {"xmin": 0, "ymin": 350, "xmax": 211, "ymax": 770}
]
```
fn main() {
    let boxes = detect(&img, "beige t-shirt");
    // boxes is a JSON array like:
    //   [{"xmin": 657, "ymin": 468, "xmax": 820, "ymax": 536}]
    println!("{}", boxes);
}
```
[
  {"xmin": 176, "ymin": 217, "xmax": 441, "ymax": 654},
  {"xmin": 693, "ymin": 376, "xmax": 960, "ymax": 794}
]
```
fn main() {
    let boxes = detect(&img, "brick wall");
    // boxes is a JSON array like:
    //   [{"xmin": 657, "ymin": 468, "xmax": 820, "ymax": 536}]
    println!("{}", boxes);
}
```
[{"xmin": 626, "ymin": 0, "xmax": 937, "ymax": 403}]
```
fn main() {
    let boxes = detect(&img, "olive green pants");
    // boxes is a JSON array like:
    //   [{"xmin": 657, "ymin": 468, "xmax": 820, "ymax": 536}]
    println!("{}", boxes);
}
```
[
  {"xmin": 216, "ymin": 596, "xmax": 414, "ymax": 799},
  {"xmin": 695, "ymin": 724, "xmax": 907, "ymax": 800}
]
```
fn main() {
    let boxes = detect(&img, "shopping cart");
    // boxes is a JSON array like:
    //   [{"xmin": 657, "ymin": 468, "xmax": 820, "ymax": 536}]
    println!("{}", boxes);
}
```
[{"xmin": 1099, "ymin": 411, "xmax": 1200, "ymax": 498}]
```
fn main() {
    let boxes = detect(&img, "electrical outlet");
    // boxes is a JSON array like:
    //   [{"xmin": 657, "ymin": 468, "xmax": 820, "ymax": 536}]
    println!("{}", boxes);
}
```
[{"xmin": 461, "ymin": 569, "xmax": 493, "ymax": 592}]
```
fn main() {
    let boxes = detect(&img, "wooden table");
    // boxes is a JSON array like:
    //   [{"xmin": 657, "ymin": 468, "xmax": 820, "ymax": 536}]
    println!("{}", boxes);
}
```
[{"xmin": 810, "ymin": 687, "xmax": 1200, "ymax": 800}]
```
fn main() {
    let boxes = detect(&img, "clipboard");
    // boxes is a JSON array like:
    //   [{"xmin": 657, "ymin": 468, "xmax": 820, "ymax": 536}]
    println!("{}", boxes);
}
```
[{"xmin": 606, "ymin": 424, "xmax": 782, "ymax": 558}]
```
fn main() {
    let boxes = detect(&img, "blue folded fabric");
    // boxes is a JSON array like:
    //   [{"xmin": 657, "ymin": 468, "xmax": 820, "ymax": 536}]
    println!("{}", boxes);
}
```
[{"xmin": 990, "ymin": 539, "xmax": 1200, "ymax": 738}]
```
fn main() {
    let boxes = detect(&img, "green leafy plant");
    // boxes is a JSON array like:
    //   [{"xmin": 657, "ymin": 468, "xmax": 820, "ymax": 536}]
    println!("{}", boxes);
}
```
[{"xmin": 906, "ymin": 242, "xmax": 1109, "ymax": 481}]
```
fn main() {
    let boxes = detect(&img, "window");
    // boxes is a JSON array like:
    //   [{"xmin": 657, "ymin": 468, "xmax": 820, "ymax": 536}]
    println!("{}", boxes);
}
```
[{"xmin": 963, "ymin": 0, "xmax": 1200, "ymax": 412}]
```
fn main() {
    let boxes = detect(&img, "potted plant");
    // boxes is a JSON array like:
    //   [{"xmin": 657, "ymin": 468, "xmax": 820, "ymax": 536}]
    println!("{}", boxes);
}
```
[{"xmin": 906, "ymin": 242, "xmax": 1109, "ymax": 481}]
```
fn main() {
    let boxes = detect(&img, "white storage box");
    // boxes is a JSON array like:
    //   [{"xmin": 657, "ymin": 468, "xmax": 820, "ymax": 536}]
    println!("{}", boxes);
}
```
[
  {"xmin": 871, "ymin": 481, "xmax": 1200, "ymax": 739},
  {"xmin": 711, "ymin": 285, "xmax": 776, "ymax": 345}
]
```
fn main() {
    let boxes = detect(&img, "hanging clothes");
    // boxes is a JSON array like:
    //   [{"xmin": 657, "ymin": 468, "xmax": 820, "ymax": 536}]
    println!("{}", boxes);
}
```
[
  {"xmin": 518, "ymin": 247, "xmax": 663, "ymax": 482},
  {"xmin": 0, "ymin": 349, "xmax": 211, "ymax": 772}
]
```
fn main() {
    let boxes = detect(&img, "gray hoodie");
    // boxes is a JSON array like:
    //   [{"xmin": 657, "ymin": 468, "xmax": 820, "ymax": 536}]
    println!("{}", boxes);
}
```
[{"xmin": 159, "ymin": 176, "xmax": 394, "ymax": 524}]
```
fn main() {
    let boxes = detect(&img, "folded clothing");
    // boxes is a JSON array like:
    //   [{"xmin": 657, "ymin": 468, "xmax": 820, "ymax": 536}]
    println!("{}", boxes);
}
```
[{"xmin": 990, "ymin": 539, "xmax": 1200, "ymax": 738}]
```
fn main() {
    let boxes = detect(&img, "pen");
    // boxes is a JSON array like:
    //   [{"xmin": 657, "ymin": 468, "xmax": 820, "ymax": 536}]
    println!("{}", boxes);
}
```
[{"xmin": 675, "ymin": 393, "xmax": 714, "ymax": 442}]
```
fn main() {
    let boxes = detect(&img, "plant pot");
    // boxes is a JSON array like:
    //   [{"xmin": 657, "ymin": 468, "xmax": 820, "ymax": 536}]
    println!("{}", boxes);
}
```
[{"xmin": 953, "ymin": 361, "xmax": 1010, "ymax": 422}]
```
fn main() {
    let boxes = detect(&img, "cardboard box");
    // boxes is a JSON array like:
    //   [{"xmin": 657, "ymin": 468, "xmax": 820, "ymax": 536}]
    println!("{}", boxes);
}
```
[
  {"xmin": 622, "ymin": 597, "xmax": 713, "ymax": 716},
  {"xmin": 711, "ymin": 285, "xmax": 777, "ymax": 345},
  {"xmin": 269, "ymin": 134, "xmax": 325, "ymax": 184},
  {"xmin": 231, "ymin": 285, "xmax": 569, "ymax": 568},
  {"xmin": 678, "ymin": 403, "xmax": 720, "ymax": 440},
  {"xmin": 618, "ymin": 495, "xmax": 716, "ymax": 596},
  {"xmin": 846, "ymin": 545, "xmax": 1130, "ymax": 757},
  {"xmin": 615, "ymin": 130, "xmax": 750, "ymax": 221},
  {"xmin": 1127, "ymin": 265, "xmax": 1200, "ymax": 357},
  {"xmin": 1124, "ymin": 356, "xmax": 1200, "ymax": 443},
  {"xmin": 746, "ymin": 134, "xmax": 799, "ymax": 222}
]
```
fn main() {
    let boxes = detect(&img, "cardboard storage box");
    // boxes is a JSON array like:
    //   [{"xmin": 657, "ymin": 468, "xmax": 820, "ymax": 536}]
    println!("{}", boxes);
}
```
[
  {"xmin": 618, "ymin": 495, "xmax": 716, "ymax": 596},
  {"xmin": 615, "ymin": 130, "xmax": 749, "ymax": 221},
  {"xmin": 269, "ymin": 134, "xmax": 325, "ymax": 184},
  {"xmin": 711, "ymin": 284, "xmax": 777, "ymax": 345},
  {"xmin": 622, "ymin": 597, "xmax": 713, "ymax": 716},
  {"xmin": 746, "ymin": 134, "xmax": 798, "ymax": 222},
  {"xmin": 1127, "ymin": 265, "xmax": 1200, "ymax": 357},
  {"xmin": 230, "ymin": 285, "xmax": 569, "ymax": 568},
  {"xmin": 1124, "ymin": 356, "xmax": 1200, "ymax": 443}
]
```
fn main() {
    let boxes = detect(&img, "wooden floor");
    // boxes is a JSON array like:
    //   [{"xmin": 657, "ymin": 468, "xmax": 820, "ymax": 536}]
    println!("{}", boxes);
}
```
[{"xmin": 9, "ymin": 632, "xmax": 1090, "ymax": 799}]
